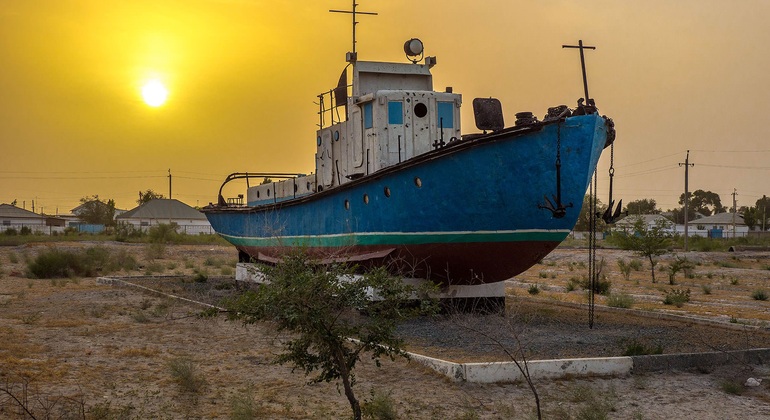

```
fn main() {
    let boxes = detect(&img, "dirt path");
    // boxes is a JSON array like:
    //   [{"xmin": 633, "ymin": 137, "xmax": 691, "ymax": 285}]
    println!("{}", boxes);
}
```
[{"xmin": 1, "ymin": 242, "xmax": 769, "ymax": 418}]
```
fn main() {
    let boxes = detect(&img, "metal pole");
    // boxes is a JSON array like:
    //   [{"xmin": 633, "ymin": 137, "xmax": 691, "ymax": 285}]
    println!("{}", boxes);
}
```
[{"xmin": 679, "ymin": 151, "xmax": 694, "ymax": 251}]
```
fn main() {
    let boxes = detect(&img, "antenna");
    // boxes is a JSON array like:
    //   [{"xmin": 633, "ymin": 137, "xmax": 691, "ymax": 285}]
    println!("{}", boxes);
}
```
[{"xmin": 330, "ymin": 1, "xmax": 378, "ymax": 62}]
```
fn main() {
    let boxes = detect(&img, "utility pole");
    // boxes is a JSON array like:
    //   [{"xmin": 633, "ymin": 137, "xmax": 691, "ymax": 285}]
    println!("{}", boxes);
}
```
[
  {"xmin": 763, "ymin": 195, "xmax": 767, "ymax": 232},
  {"xmin": 732, "ymin": 188, "xmax": 737, "ymax": 239},
  {"xmin": 168, "ymin": 169, "xmax": 172, "ymax": 200},
  {"xmin": 679, "ymin": 151, "xmax": 694, "ymax": 251}
]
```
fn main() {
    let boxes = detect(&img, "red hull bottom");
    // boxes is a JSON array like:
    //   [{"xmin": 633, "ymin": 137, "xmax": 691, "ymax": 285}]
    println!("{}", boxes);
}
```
[{"xmin": 236, "ymin": 241, "xmax": 561, "ymax": 285}]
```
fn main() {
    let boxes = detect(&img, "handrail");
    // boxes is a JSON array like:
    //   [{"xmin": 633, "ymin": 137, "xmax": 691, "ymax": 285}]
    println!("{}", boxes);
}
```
[{"xmin": 216, "ymin": 172, "xmax": 303, "ymax": 207}]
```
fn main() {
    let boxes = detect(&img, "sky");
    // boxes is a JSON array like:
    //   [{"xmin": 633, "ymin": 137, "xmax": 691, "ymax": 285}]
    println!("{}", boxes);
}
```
[{"xmin": 2, "ymin": 0, "xmax": 770, "ymax": 215}]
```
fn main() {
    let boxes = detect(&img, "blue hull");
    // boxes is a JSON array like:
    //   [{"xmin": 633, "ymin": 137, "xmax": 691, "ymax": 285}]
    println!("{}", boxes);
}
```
[{"xmin": 204, "ymin": 113, "xmax": 609, "ymax": 284}]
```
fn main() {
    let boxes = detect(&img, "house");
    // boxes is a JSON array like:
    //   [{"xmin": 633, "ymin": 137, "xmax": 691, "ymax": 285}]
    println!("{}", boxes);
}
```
[
  {"xmin": 686, "ymin": 212, "xmax": 748, "ymax": 238},
  {"xmin": 0, "ymin": 203, "xmax": 65, "ymax": 234},
  {"xmin": 613, "ymin": 214, "xmax": 676, "ymax": 234},
  {"xmin": 64, "ymin": 200, "xmax": 127, "ymax": 233},
  {"xmin": 116, "ymin": 199, "xmax": 212, "ymax": 234}
]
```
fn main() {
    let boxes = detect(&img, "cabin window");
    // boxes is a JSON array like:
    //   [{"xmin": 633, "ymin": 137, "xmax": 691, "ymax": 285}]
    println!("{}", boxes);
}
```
[
  {"xmin": 2, "ymin": 220, "xmax": 9, "ymax": 226},
  {"xmin": 388, "ymin": 101, "xmax": 403, "ymax": 124},
  {"xmin": 317, "ymin": 136, "xmax": 321, "ymax": 146},
  {"xmin": 363, "ymin": 102, "xmax": 373, "ymax": 129},
  {"xmin": 438, "ymin": 102, "xmax": 454, "ymax": 128},
  {"xmin": 414, "ymin": 102, "xmax": 428, "ymax": 118}
]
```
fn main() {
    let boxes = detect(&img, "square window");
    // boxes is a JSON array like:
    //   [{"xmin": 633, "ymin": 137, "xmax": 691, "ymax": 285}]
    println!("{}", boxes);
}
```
[
  {"xmin": 438, "ymin": 102, "xmax": 454, "ymax": 128},
  {"xmin": 388, "ymin": 101, "xmax": 403, "ymax": 125}
]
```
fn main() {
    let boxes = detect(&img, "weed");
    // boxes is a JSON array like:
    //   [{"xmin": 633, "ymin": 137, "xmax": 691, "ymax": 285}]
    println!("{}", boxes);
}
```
[
  {"xmin": 566, "ymin": 277, "xmax": 579, "ymax": 292},
  {"xmin": 230, "ymin": 385, "xmax": 258, "ymax": 420},
  {"xmin": 9, "ymin": 252, "xmax": 19, "ymax": 264},
  {"xmin": 606, "ymin": 293, "xmax": 634, "ymax": 309},
  {"xmin": 538, "ymin": 271, "xmax": 548, "ymax": 279},
  {"xmin": 88, "ymin": 401, "xmax": 134, "ymax": 419},
  {"xmin": 720, "ymin": 380, "xmax": 743, "ymax": 395},
  {"xmin": 145, "ymin": 242, "xmax": 166, "ymax": 260},
  {"xmin": 730, "ymin": 277, "xmax": 739, "ymax": 285},
  {"xmin": 751, "ymin": 289, "xmax": 769, "ymax": 301},
  {"xmin": 166, "ymin": 261, "xmax": 178, "ymax": 270},
  {"xmin": 21, "ymin": 312, "xmax": 42, "ymax": 324},
  {"xmin": 528, "ymin": 284, "xmax": 540, "ymax": 295},
  {"xmin": 663, "ymin": 288, "xmax": 691, "ymax": 307},
  {"xmin": 27, "ymin": 248, "xmax": 93, "ymax": 278},
  {"xmin": 362, "ymin": 389, "xmax": 399, "ymax": 420},
  {"xmin": 617, "ymin": 259, "xmax": 632, "ymax": 281},
  {"xmin": 144, "ymin": 262, "xmax": 164, "ymax": 275},
  {"xmin": 629, "ymin": 259, "xmax": 643, "ymax": 271},
  {"xmin": 139, "ymin": 298, "xmax": 154, "ymax": 310},
  {"xmin": 579, "ymin": 275, "xmax": 612, "ymax": 295},
  {"xmin": 220, "ymin": 265, "xmax": 234, "ymax": 276},
  {"xmin": 131, "ymin": 311, "xmax": 150, "ymax": 323},
  {"xmin": 706, "ymin": 271, "xmax": 714, "ymax": 279},
  {"xmin": 194, "ymin": 270, "xmax": 209, "ymax": 283},
  {"xmin": 169, "ymin": 357, "xmax": 207, "ymax": 393},
  {"xmin": 701, "ymin": 285, "xmax": 712, "ymax": 295}
]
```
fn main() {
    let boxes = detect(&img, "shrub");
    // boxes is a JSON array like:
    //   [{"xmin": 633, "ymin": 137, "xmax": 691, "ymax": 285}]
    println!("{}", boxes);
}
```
[
  {"xmin": 148, "ymin": 223, "xmax": 180, "ymax": 244},
  {"xmin": 27, "ymin": 248, "xmax": 93, "ymax": 278},
  {"xmin": 362, "ymin": 389, "xmax": 398, "ymax": 420},
  {"xmin": 579, "ymin": 276, "xmax": 612, "ymax": 295},
  {"xmin": 145, "ymin": 242, "xmax": 166, "ymax": 260},
  {"xmin": 663, "ymin": 288, "xmax": 691, "ymax": 307},
  {"xmin": 751, "ymin": 289, "xmax": 768, "ymax": 301},
  {"xmin": 169, "ymin": 357, "xmax": 207, "ymax": 393},
  {"xmin": 617, "ymin": 259, "xmax": 632, "ymax": 281},
  {"xmin": 701, "ymin": 285, "xmax": 712, "ymax": 295},
  {"xmin": 629, "ymin": 259, "xmax": 643, "ymax": 271},
  {"xmin": 4, "ymin": 228, "xmax": 18, "ymax": 236},
  {"xmin": 19, "ymin": 226, "xmax": 32, "ymax": 235},
  {"xmin": 528, "ymin": 284, "xmax": 540, "ymax": 295},
  {"xmin": 606, "ymin": 293, "xmax": 634, "ymax": 309}
]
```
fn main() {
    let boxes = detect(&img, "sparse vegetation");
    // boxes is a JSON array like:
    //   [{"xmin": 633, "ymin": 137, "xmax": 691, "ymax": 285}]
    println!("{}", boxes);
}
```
[
  {"xmin": 169, "ymin": 357, "xmax": 207, "ymax": 393},
  {"xmin": 663, "ymin": 288, "xmax": 691, "ymax": 307},
  {"xmin": 623, "ymin": 340, "xmax": 663, "ymax": 356},
  {"xmin": 606, "ymin": 293, "xmax": 634, "ymax": 309},
  {"xmin": 528, "ymin": 283, "xmax": 541, "ymax": 295},
  {"xmin": 751, "ymin": 289, "xmax": 768, "ymax": 301},
  {"xmin": 617, "ymin": 259, "xmax": 632, "ymax": 281},
  {"xmin": 361, "ymin": 389, "xmax": 399, "ymax": 420}
]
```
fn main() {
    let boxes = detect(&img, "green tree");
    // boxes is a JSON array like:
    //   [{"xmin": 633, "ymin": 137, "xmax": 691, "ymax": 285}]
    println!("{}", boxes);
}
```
[
  {"xmin": 137, "ymin": 189, "xmax": 165, "ymax": 205},
  {"xmin": 76, "ymin": 195, "xmax": 116, "ymax": 226},
  {"xmin": 678, "ymin": 189, "xmax": 726, "ymax": 218},
  {"xmin": 754, "ymin": 196, "xmax": 770, "ymax": 231},
  {"xmin": 624, "ymin": 198, "xmax": 659, "ymax": 215},
  {"xmin": 573, "ymin": 195, "xmax": 607, "ymax": 232},
  {"xmin": 615, "ymin": 217, "xmax": 672, "ymax": 283},
  {"xmin": 740, "ymin": 206, "xmax": 757, "ymax": 230},
  {"xmin": 225, "ymin": 252, "xmax": 434, "ymax": 420}
]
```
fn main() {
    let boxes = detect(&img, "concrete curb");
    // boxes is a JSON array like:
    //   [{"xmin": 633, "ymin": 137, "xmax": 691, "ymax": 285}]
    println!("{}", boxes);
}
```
[{"xmin": 408, "ymin": 348, "xmax": 770, "ymax": 383}]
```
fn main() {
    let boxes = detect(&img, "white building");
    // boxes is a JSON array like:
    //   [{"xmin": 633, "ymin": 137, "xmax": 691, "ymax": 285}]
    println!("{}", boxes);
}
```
[
  {"xmin": 0, "ymin": 203, "xmax": 65, "ymax": 234},
  {"xmin": 116, "ymin": 199, "xmax": 212, "ymax": 234},
  {"xmin": 680, "ymin": 212, "xmax": 748, "ymax": 238}
]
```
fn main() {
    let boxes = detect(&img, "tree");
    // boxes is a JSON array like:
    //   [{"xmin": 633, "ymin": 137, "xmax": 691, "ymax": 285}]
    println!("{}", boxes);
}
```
[
  {"xmin": 678, "ymin": 189, "xmax": 726, "ymax": 218},
  {"xmin": 76, "ymin": 195, "xmax": 116, "ymax": 226},
  {"xmin": 615, "ymin": 217, "xmax": 672, "ymax": 283},
  {"xmin": 573, "ymin": 194, "xmax": 607, "ymax": 232},
  {"xmin": 137, "ymin": 189, "xmax": 165, "ymax": 205},
  {"xmin": 624, "ymin": 198, "xmax": 659, "ymax": 215},
  {"xmin": 224, "ymin": 252, "xmax": 434, "ymax": 420},
  {"xmin": 754, "ymin": 196, "xmax": 770, "ymax": 231},
  {"xmin": 740, "ymin": 206, "xmax": 757, "ymax": 230}
]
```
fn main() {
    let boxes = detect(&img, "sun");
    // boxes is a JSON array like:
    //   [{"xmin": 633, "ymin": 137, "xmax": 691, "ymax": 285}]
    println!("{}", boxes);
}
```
[{"xmin": 141, "ymin": 79, "xmax": 168, "ymax": 107}]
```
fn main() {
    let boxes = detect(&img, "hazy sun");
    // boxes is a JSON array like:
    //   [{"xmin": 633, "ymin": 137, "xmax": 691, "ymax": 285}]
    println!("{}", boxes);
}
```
[{"xmin": 141, "ymin": 79, "xmax": 168, "ymax": 107}]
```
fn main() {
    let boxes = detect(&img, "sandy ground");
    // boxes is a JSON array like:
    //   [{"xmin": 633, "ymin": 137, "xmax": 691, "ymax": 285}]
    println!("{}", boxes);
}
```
[{"xmin": 1, "ymin": 241, "xmax": 769, "ymax": 419}]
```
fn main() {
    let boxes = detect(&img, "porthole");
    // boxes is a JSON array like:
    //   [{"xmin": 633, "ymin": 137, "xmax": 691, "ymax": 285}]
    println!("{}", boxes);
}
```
[
  {"xmin": 344, "ymin": 199, "xmax": 350, "ymax": 210},
  {"xmin": 414, "ymin": 177, "xmax": 422, "ymax": 188},
  {"xmin": 363, "ymin": 194, "xmax": 369, "ymax": 204},
  {"xmin": 334, "ymin": 131, "xmax": 340, "ymax": 141},
  {"xmin": 414, "ymin": 103, "xmax": 428, "ymax": 118},
  {"xmin": 384, "ymin": 187, "xmax": 391, "ymax": 197}
]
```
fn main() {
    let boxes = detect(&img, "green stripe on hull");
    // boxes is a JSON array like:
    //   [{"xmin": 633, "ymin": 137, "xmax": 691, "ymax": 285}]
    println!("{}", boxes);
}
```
[{"xmin": 221, "ymin": 230, "xmax": 570, "ymax": 248}]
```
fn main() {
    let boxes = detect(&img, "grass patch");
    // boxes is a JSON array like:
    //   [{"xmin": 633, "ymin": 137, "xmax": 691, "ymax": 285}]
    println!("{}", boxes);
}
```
[
  {"xmin": 622, "ymin": 340, "xmax": 663, "ymax": 356},
  {"xmin": 169, "ymin": 357, "xmax": 207, "ymax": 393},
  {"xmin": 528, "ymin": 284, "xmax": 540, "ymax": 295},
  {"xmin": 362, "ymin": 389, "xmax": 399, "ymax": 420},
  {"xmin": 720, "ymin": 380, "xmax": 744, "ymax": 395},
  {"xmin": 606, "ymin": 293, "xmax": 634, "ymax": 309},
  {"xmin": 751, "ymin": 289, "xmax": 768, "ymax": 301}
]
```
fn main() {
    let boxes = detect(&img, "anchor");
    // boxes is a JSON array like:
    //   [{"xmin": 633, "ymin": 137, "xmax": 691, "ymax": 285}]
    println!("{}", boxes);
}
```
[
  {"xmin": 600, "ymin": 143, "xmax": 626, "ymax": 224},
  {"xmin": 539, "ymin": 125, "xmax": 573, "ymax": 218}
]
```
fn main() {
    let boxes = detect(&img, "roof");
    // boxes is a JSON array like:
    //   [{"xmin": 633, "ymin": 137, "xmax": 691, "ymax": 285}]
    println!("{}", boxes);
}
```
[
  {"xmin": 692, "ymin": 212, "xmax": 745, "ymax": 226},
  {"xmin": 0, "ymin": 203, "xmax": 45, "ymax": 219},
  {"xmin": 614, "ymin": 214, "xmax": 673, "ymax": 227},
  {"xmin": 117, "ymin": 199, "xmax": 206, "ymax": 221}
]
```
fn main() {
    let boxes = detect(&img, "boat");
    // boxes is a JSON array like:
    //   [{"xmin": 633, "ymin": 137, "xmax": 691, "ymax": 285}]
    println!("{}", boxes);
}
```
[{"xmin": 202, "ymin": 36, "xmax": 615, "ymax": 286}]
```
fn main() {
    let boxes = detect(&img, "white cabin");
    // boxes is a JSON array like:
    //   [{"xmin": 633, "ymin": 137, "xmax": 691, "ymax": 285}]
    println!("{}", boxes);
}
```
[{"xmin": 247, "ymin": 55, "xmax": 461, "ymax": 206}]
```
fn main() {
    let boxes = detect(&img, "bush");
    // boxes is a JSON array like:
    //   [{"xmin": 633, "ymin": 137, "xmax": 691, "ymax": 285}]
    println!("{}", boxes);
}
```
[
  {"xmin": 579, "ymin": 276, "xmax": 612, "ymax": 295},
  {"xmin": 362, "ymin": 389, "xmax": 398, "ymax": 420},
  {"xmin": 169, "ymin": 357, "xmax": 207, "ymax": 393},
  {"xmin": 617, "ymin": 259, "xmax": 632, "ymax": 281},
  {"xmin": 19, "ymin": 226, "xmax": 33, "ymax": 235},
  {"xmin": 149, "ymin": 223, "xmax": 180, "ymax": 244},
  {"xmin": 606, "ymin": 293, "xmax": 634, "ymax": 309},
  {"xmin": 4, "ymin": 228, "xmax": 18, "ymax": 236},
  {"xmin": 663, "ymin": 288, "xmax": 691, "ymax": 307},
  {"xmin": 528, "ymin": 284, "xmax": 540, "ymax": 295},
  {"xmin": 751, "ymin": 289, "xmax": 768, "ymax": 301},
  {"xmin": 27, "ymin": 248, "xmax": 93, "ymax": 278}
]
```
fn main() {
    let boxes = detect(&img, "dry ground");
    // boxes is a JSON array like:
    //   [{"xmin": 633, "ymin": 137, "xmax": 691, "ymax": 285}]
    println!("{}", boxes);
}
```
[{"xmin": 1, "ymin": 241, "xmax": 769, "ymax": 419}]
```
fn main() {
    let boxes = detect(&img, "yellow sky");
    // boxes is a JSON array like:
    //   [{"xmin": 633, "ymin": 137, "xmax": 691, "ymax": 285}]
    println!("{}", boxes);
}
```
[{"xmin": 2, "ymin": 0, "xmax": 770, "ymax": 214}]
